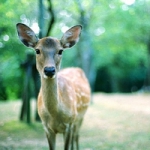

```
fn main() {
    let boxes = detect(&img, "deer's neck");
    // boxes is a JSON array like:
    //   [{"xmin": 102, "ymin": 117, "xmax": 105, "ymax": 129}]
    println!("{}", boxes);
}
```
[{"xmin": 41, "ymin": 77, "xmax": 58, "ymax": 115}]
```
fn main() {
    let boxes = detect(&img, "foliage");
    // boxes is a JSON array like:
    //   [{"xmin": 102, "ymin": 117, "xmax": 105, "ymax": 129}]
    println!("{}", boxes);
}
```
[
  {"xmin": 1, "ymin": 0, "xmax": 150, "ymax": 99},
  {"xmin": 52, "ymin": 0, "xmax": 150, "ymax": 92},
  {"xmin": 0, "ymin": 0, "xmax": 38, "ymax": 99},
  {"xmin": 91, "ymin": 0, "xmax": 150, "ymax": 92}
]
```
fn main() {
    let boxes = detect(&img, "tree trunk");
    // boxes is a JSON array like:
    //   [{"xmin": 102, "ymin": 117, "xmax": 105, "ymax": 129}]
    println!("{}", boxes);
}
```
[
  {"xmin": 38, "ymin": 0, "xmax": 45, "ymax": 38},
  {"xmin": 144, "ymin": 40, "xmax": 150, "ymax": 89},
  {"xmin": 75, "ymin": 0, "xmax": 96, "ymax": 92}
]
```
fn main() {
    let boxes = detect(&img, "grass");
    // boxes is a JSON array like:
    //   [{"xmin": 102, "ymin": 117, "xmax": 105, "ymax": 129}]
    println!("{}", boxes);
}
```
[{"xmin": 0, "ymin": 93, "xmax": 150, "ymax": 150}]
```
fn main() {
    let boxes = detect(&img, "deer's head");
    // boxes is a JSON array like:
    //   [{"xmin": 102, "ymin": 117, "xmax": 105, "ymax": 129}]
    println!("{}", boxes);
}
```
[{"xmin": 16, "ymin": 23, "xmax": 82, "ymax": 79}]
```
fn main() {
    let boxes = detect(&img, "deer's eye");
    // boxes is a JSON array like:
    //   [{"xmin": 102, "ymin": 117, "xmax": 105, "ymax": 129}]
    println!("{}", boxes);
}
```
[
  {"xmin": 58, "ymin": 50, "xmax": 63, "ymax": 55},
  {"xmin": 35, "ymin": 49, "xmax": 40, "ymax": 54}
]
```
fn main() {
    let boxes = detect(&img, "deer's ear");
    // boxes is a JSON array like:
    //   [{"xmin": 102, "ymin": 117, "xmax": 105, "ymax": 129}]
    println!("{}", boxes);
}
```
[
  {"xmin": 16, "ymin": 23, "xmax": 38, "ymax": 48},
  {"xmin": 60, "ymin": 25, "xmax": 82, "ymax": 49}
]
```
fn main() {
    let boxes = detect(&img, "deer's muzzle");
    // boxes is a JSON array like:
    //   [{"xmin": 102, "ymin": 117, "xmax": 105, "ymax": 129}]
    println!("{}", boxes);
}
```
[{"xmin": 44, "ymin": 67, "xmax": 55, "ymax": 78}]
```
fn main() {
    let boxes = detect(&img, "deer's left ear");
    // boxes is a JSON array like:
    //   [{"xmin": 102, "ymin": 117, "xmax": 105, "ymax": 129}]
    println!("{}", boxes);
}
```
[{"xmin": 60, "ymin": 25, "xmax": 82, "ymax": 49}]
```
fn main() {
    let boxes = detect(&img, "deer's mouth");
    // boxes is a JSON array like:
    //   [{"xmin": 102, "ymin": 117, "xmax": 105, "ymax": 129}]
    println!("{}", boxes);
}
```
[{"xmin": 43, "ymin": 74, "xmax": 56, "ymax": 79}]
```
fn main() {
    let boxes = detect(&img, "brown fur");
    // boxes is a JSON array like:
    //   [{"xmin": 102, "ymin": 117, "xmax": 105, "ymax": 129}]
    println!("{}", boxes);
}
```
[{"xmin": 16, "ymin": 23, "xmax": 91, "ymax": 150}]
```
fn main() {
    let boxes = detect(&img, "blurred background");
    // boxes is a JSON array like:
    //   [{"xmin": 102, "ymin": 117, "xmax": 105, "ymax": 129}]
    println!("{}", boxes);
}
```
[
  {"xmin": 0, "ymin": 0, "xmax": 150, "ymax": 101},
  {"xmin": 1, "ymin": 0, "xmax": 150, "ymax": 102},
  {"xmin": 0, "ymin": 0, "xmax": 150, "ymax": 149}
]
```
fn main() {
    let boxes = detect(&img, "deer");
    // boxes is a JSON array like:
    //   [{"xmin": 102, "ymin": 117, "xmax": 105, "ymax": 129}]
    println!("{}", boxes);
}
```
[{"xmin": 16, "ymin": 23, "xmax": 91, "ymax": 150}]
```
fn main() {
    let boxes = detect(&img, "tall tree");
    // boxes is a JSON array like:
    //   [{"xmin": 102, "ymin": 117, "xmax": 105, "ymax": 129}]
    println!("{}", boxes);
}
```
[{"xmin": 74, "ymin": 0, "xmax": 96, "ymax": 91}]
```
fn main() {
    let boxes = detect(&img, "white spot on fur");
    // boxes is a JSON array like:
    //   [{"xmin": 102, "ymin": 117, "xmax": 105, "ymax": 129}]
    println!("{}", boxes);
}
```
[
  {"xmin": 81, "ymin": 92, "xmax": 85, "ymax": 96},
  {"xmin": 77, "ymin": 101, "xmax": 89, "ymax": 108},
  {"xmin": 76, "ymin": 93, "xmax": 81, "ymax": 98},
  {"xmin": 82, "ymin": 103, "xmax": 89, "ymax": 107},
  {"xmin": 80, "ymin": 92, "xmax": 89, "ymax": 97},
  {"xmin": 70, "ymin": 96, "xmax": 73, "ymax": 101}
]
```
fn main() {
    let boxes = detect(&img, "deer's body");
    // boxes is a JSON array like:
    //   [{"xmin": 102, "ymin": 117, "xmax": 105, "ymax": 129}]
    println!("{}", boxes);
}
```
[
  {"xmin": 16, "ymin": 23, "xmax": 91, "ymax": 150},
  {"xmin": 38, "ymin": 68, "xmax": 90, "ymax": 133}
]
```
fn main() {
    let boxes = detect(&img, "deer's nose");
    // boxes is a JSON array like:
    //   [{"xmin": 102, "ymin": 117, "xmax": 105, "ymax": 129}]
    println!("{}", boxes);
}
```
[{"xmin": 44, "ymin": 67, "xmax": 55, "ymax": 77}]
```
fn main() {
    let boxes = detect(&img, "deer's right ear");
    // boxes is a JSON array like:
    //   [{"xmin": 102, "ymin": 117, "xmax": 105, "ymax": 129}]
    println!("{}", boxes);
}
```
[{"xmin": 16, "ymin": 23, "xmax": 38, "ymax": 48}]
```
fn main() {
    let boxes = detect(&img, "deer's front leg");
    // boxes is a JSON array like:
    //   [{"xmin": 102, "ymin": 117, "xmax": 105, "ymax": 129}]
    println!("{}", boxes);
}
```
[
  {"xmin": 71, "ymin": 125, "xmax": 79, "ymax": 150},
  {"xmin": 63, "ymin": 124, "xmax": 73, "ymax": 150},
  {"xmin": 46, "ymin": 130, "xmax": 56, "ymax": 150}
]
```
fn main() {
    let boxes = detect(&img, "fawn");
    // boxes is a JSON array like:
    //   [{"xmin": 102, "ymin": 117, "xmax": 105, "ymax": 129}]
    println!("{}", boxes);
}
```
[{"xmin": 16, "ymin": 23, "xmax": 91, "ymax": 150}]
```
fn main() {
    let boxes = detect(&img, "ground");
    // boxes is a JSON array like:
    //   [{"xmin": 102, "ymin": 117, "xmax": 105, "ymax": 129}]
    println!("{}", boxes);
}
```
[{"xmin": 0, "ymin": 93, "xmax": 150, "ymax": 150}]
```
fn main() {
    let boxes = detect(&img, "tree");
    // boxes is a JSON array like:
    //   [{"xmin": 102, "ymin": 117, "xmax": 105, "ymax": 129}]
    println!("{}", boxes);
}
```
[
  {"xmin": 1, "ymin": 0, "xmax": 150, "ymax": 101},
  {"xmin": 0, "ymin": 0, "xmax": 38, "ymax": 99},
  {"xmin": 90, "ymin": 0, "xmax": 149, "ymax": 92},
  {"xmin": 19, "ymin": 0, "xmax": 56, "ymax": 122}
]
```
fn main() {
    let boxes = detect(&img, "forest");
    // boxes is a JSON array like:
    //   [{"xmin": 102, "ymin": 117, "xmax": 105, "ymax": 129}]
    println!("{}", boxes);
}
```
[
  {"xmin": 0, "ymin": 0, "xmax": 150, "ymax": 100},
  {"xmin": 1, "ymin": 1, "xmax": 150, "ymax": 150}
]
